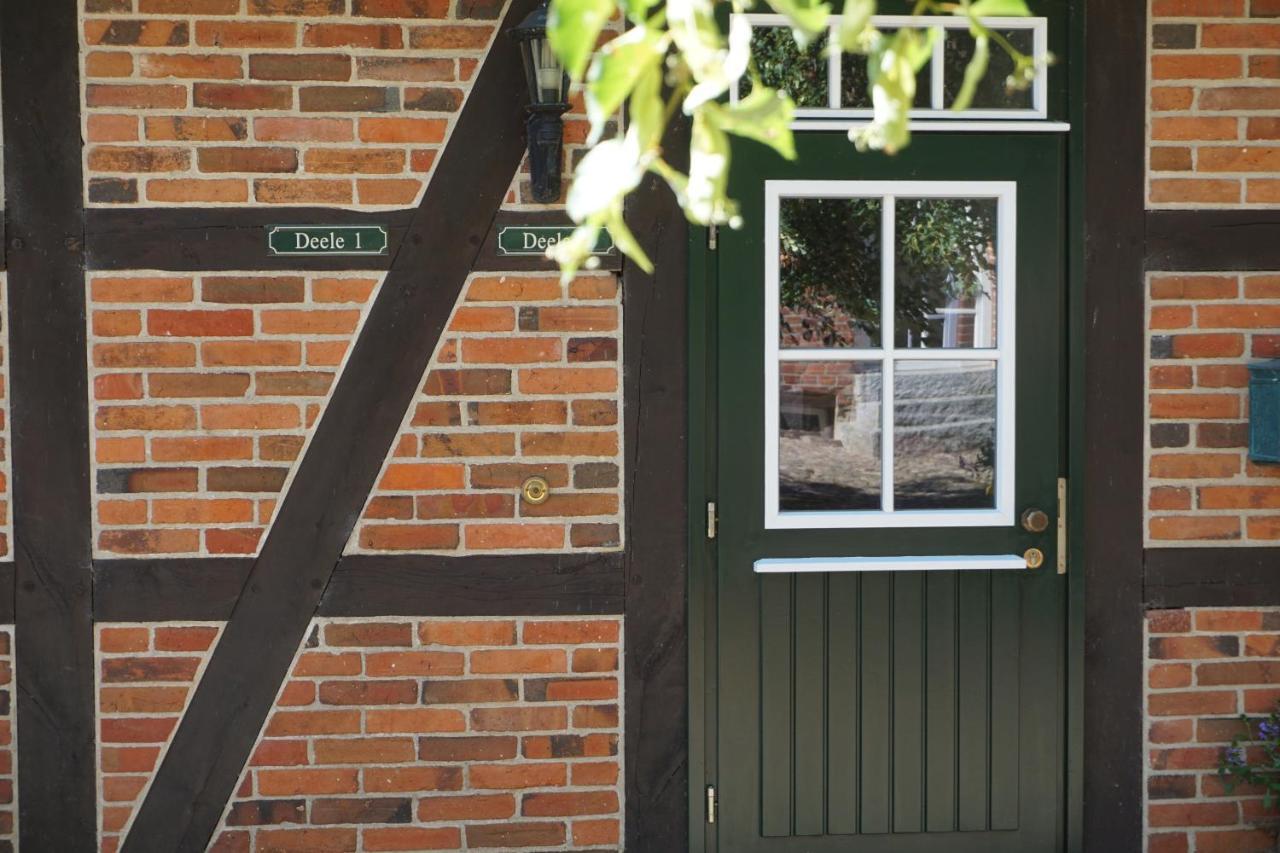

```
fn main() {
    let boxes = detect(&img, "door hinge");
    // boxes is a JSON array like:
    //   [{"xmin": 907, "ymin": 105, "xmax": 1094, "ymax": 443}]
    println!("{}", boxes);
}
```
[
  {"xmin": 708, "ymin": 223, "xmax": 718, "ymax": 250},
  {"xmin": 1057, "ymin": 477, "xmax": 1068, "ymax": 575},
  {"xmin": 706, "ymin": 784, "xmax": 717, "ymax": 824},
  {"xmin": 706, "ymin": 501, "xmax": 717, "ymax": 540}
]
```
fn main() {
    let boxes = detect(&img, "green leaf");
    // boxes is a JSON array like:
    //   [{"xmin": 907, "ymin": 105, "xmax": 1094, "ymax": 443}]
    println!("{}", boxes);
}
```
[
  {"xmin": 618, "ymin": 0, "xmax": 656, "ymax": 24},
  {"xmin": 565, "ymin": 131, "xmax": 647, "ymax": 223},
  {"xmin": 705, "ymin": 86, "xmax": 797, "ymax": 160},
  {"xmin": 950, "ymin": 30, "xmax": 989, "ymax": 112},
  {"xmin": 676, "ymin": 7, "xmax": 753, "ymax": 112},
  {"xmin": 970, "ymin": 0, "xmax": 1031, "ymax": 16},
  {"xmin": 763, "ymin": 0, "xmax": 831, "ymax": 46},
  {"xmin": 837, "ymin": 0, "xmax": 876, "ymax": 52},
  {"xmin": 585, "ymin": 25, "xmax": 665, "ymax": 144},
  {"xmin": 627, "ymin": 60, "xmax": 665, "ymax": 152},
  {"xmin": 685, "ymin": 110, "xmax": 741, "ymax": 226},
  {"xmin": 850, "ymin": 28, "xmax": 933, "ymax": 154},
  {"xmin": 548, "ymin": 0, "xmax": 617, "ymax": 83},
  {"xmin": 603, "ymin": 208, "xmax": 652, "ymax": 272}
]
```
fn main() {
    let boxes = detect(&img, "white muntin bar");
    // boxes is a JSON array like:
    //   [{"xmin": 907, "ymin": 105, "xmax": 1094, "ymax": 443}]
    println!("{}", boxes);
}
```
[{"xmin": 763, "ymin": 180, "xmax": 1018, "ymax": 532}]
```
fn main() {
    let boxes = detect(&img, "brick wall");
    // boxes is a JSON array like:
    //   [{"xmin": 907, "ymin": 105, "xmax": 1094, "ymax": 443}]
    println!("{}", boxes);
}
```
[
  {"xmin": 0, "ymin": 629, "xmax": 17, "ymax": 852},
  {"xmin": 1148, "ymin": 0, "xmax": 1280, "ymax": 207},
  {"xmin": 78, "ymin": 0, "xmax": 600, "ymax": 208},
  {"xmin": 96, "ymin": 622, "xmax": 222, "ymax": 853},
  {"xmin": 350, "ymin": 272, "xmax": 623, "ymax": 554},
  {"xmin": 1145, "ymin": 608, "xmax": 1280, "ymax": 853},
  {"xmin": 89, "ymin": 271, "xmax": 379, "ymax": 556},
  {"xmin": 186, "ymin": 616, "xmax": 621, "ymax": 852},
  {"xmin": 1145, "ymin": 272, "xmax": 1280, "ymax": 545}
]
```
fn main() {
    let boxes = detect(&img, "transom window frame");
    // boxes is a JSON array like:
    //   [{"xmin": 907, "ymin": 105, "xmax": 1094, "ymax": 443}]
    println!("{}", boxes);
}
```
[
  {"xmin": 763, "ymin": 179, "xmax": 1018, "ymax": 530},
  {"xmin": 731, "ymin": 13, "xmax": 1050, "ymax": 122}
]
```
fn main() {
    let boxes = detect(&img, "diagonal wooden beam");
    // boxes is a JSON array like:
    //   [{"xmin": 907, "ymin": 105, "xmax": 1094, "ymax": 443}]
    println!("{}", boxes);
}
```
[
  {"xmin": 123, "ymin": 3, "xmax": 539, "ymax": 847},
  {"xmin": 2, "ymin": 0, "xmax": 99, "ymax": 848}
]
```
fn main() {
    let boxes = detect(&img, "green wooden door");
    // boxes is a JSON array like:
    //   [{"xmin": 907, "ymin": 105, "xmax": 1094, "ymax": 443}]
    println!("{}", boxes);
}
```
[{"xmin": 705, "ymin": 132, "xmax": 1067, "ymax": 852}]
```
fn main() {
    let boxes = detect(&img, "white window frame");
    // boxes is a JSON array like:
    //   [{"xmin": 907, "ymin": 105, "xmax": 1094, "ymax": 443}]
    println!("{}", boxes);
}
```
[
  {"xmin": 764, "ymin": 180, "xmax": 1017, "ymax": 530},
  {"xmin": 731, "ymin": 13, "xmax": 1050, "ymax": 122}
]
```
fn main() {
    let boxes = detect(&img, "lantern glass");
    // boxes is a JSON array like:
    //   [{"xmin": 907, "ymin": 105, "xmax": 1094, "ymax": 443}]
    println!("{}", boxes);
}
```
[{"xmin": 512, "ymin": 2, "xmax": 569, "ymax": 107}]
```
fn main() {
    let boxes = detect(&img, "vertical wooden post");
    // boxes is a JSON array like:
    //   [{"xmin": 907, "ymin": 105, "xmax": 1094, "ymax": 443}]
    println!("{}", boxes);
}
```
[{"xmin": 1, "ymin": 0, "xmax": 98, "ymax": 848}]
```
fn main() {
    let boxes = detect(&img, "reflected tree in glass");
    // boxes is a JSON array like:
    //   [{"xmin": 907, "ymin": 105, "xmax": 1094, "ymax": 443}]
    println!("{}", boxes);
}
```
[{"xmin": 779, "ymin": 196, "xmax": 996, "ymax": 349}]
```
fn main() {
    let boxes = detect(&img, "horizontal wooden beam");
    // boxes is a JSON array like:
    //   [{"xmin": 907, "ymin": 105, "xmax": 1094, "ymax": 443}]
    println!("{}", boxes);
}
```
[
  {"xmin": 1144, "ymin": 547, "xmax": 1280, "ymax": 608},
  {"xmin": 1146, "ymin": 210, "xmax": 1280, "ymax": 272},
  {"xmin": 85, "ymin": 207, "xmax": 620, "ymax": 274},
  {"xmin": 93, "ymin": 553, "xmax": 622, "ymax": 622},
  {"xmin": 85, "ymin": 207, "xmax": 414, "ymax": 272},
  {"xmin": 320, "ymin": 552, "xmax": 624, "ymax": 616}
]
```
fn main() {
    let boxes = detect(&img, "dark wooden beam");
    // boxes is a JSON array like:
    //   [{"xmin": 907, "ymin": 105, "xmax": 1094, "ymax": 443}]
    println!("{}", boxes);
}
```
[
  {"xmin": 94, "ymin": 559, "xmax": 253, "ymax": 622},
  {"xmin": 1083, "ymin": 0, "xmax": 1147, "ymax": 847},
  {"xmin": 320, "ymin": 553, "xmax": 624, "ymax": 616},
  {"xmin": 2, "ymin": 0, "xmax": 98, "ymax": 847},
  {"xmin": 1146, "ymin": 210, "xmax": 1280, "ymax": 272},
  {"xmin": 621, "ymin": 121, "xmax": 690, "ymax": 851},
  {"xmin": 93, "ymin": 553, "xmax": 624, "ymax": 622},
  {"xmin": 86, "ymin": 206, "xmax": 414, "ymax": 272},
  {"xmin": 1145, "ymin": 548, "xmax": 1280, "ymax": 608},
  {"xmin": 121, "ymin": 2, "xmax": 541, "ymax": 847},
  {"xmin": 85, "ymin": 206, "xmax": 623, "ymax": 274}
]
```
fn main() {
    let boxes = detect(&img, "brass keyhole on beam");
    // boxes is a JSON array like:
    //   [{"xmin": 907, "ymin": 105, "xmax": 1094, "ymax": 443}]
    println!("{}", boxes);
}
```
[{"xmin": 521, "ymin": 476, "xmax": 550, "ymax": 505}]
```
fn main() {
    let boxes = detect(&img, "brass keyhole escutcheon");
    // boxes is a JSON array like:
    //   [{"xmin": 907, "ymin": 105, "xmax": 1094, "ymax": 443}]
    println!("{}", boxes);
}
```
[
  {"xmin": 1021, "ymin": 508, "xmax": 1050, "ymax": 534},
  {"xmin": 1024, "ymin": 548, "xmax": 1045, "ymax": 570},
  {"xmin": 521, "ymin": 476, "xmax": 550, "ymax": 505}
]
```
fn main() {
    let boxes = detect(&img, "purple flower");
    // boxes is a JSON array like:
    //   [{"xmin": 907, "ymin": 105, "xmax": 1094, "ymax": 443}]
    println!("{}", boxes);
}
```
[
  {"xmin": 1226, "ymin": 746, "xmax": 1247, "ymax": 767},
  {"xmin": 1260, "ymin": 720, "xmax": 1280, "ymax": 742}
]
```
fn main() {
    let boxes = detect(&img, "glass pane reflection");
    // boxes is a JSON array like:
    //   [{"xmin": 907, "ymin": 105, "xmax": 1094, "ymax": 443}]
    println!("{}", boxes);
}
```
[
  {"xmin": 741, "ymin": 27, "xmax": 829, "ymax": 108},
  {"xmin": 780, "ymin": 197, "xmax": 883, "ymax": 348},
  {"xmin": 893, "ymin": 360, "xmax": 996, "ymax": 510},
  {"xmin": 943, "ymin": 28, "xmax": 1035, "ymax": 110},
  {"xmin": 842, "ymin": 31, "xmax": 933, "ymax": 109},
  {"xmin": 894, "ymin": 198, "xmax": 998, "ymax": 349},
  {"xmin": 779, "ymin": 361, "xmax": 883, "ymax": 511}
]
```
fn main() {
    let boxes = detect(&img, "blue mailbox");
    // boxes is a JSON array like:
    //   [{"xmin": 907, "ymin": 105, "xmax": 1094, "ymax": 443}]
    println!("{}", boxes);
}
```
[{"xmin": 1250, "ymin": 360, "xmax": 1280, "ymax": 464}]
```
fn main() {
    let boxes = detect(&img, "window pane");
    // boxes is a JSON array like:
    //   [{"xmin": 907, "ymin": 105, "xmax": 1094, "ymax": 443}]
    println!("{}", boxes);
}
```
[
  {"xmin": 942, "ymin": 28, "xmax": 1035, "ymax": 110},
  {"xmin": 779, "ymin": 361, "xmax": 883, "ymax": 511},
  {"xmin": 841, "ymin": 30, "xmax": 933, "ymax": 109},
  {"xmin": 780, "ymin": 197, "xmax": 883, "ymax": 348},
  {"xmin": 741, "ymin": 26, "xmax": 829, "ymax": 108},
  {"xmin": 893, "ymin": 360, "xmax": 996, "ymax": 509},
  {"xmin": 894, "ymin": 197, "xmax": 998, "ymax": 349}
]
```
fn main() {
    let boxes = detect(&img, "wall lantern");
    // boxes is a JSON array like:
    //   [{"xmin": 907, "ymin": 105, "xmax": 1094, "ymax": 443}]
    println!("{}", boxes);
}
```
[{"xmin": 509, "ymin": 0, "xmax": 572, "ymax": 203}]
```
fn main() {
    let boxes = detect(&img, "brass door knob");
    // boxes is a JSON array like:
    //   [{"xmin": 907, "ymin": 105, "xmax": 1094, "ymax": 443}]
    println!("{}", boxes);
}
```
[
  {"xmin": 1021, "ymin": 508, "xmax": 1050, "ymax": 533},
  {"xmin": 1024, "ymin": 548, "xmax": 1045, "ymax": 569}
]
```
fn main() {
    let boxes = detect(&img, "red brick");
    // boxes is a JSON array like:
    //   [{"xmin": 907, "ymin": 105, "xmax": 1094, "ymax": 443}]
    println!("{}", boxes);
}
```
[
  {"xmin": 524, "ymin": 619, "xmax": 621, "ymax": 644},
  {"xmin": 1149, "ymin": 690, "xmax": 1239, "ymax": 716},
  {"xmin": 471, "ymin": 706, "xmax": 567, "ymax": 731},
  {"xmin": 522, "ymin": 790, "xmax": 618, "ymax": 817},
  {"xmin": 1149, "ymin": 801, "xmax": 1239, "ymax": 827},
  {"xmin": 312, "ymin": 737, "xmax": 415, "ymax": 764},
  {"xmin": 324, "ymin": 622, "xmax": 413, "ymax": 647},
  {"xmin": 265, "ymin": 710, "xmax": 361, "ymax": 737},
  {"xmin": 365, "ymin": 651, "xmax": 465, "ymax": 677},
  {"xmin": 464, "ymin": 822, "xmax": 565, "ymax": 848},
  {"xmin": 303, "ymin": 23, "xmax": 404, "ymax": 49},
  {"xmin": 154, "ymin": 625, "xmax": 219, "ymax": 651},
  {"xmin": 419, "ymin": 620, "xmax": 516, "ymax": 646},
  {"xmin": 363, "ymin": 827, "xmax": 462, "ymax": 851},
  {"xmin": 418, "ymin": 794, "xmax": 515, "ymax": 821},
  {"xmin": 361, "ymin": 765, "xmax": 461, "ymax": 796}
]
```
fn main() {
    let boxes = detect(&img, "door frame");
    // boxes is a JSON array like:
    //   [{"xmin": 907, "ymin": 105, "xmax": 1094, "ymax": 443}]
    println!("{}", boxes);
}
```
[{"xmin": 687, "ymin": 64, "xmax": 1088, "ymax": 853}]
